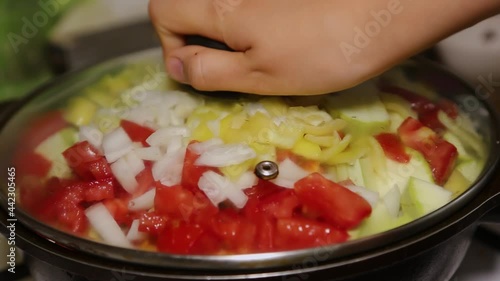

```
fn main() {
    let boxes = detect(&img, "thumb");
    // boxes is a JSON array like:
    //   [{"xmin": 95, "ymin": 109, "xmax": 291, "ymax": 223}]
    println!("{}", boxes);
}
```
[{"xmin": 166, "ymin": 45, "xmax": 267, "ymax": 93}]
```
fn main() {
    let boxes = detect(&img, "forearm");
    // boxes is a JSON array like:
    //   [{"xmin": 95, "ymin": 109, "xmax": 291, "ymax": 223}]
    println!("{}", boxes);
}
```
[{"xmin": 341, "ymin": 0, "xmax": 500, "ymax": 82}]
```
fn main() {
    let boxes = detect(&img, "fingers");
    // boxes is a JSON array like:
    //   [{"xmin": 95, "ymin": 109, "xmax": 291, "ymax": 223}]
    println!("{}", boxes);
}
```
[
  {"xmin": 165, "ymin": 46, "xmax": 271, "ymax": 94},
  {"xmin": 149, "ymin": 0, "xmax": 222, "ymax": 40}
]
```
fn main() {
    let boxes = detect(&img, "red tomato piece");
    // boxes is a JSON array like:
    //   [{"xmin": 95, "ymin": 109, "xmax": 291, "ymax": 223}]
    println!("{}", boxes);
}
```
[
  {"xmin": 86, "ymin": 158, "xmax": 113, "ymax": 180},
  {"xmin": 379, "ymin": 85, "xmax": 458, "ymax": 132},
  {"xmin": 294, "ymin": 173, "xmax": 372, "ymax": 229},
  {"xmin": 157, "ymin": 223, "xmax": 205, "ymax": 254},
  {"xmin": 155, "ymin": 184, "xmax": 196, "ymax": 221},
  {"xmin": 243, "ymin": 179, "xmax": 282, "ymax": 200},
  {"xmin": 211, "ymin": 209, "xmax": 256, "ymax": 253},
  {"xmin": 398, "ymin": 117, "xmax": 458, "ymax": 185},
  {"xmin": 13, "ymin": 151, "xmax": 52, "ymax": 178},
  {"xmin": 19, "ymin": 111, "xmax": 67, "ymax": 150},
  {"xmin": 82, "ymin": 178, "xmax": 115, "ymax": 202},
  {"xmin": 103, "ymin": 198, "xmax": 134, "ymax": 226},
  {"xmin": 63, "ymin": 141, "xmax": 105, "ymax": 180},
  {"xmin": 375, "ymin": 133, "xmax": 411, "ymax": 163},
  {"xmin": 120, "ymin": 119, "xmax": 155, "ymax": 146},
  {"xmin": 138, "ymin": 212, "xmax": 168, "ymax": 236},
  {"xmin": 134, "ymin": 166, "xmax": 155, "ymax": 196},
  {"xmin": 37, "ymin": 181, "xmax": 88, "ymax": 234},
  {"xmin": 189, "ymin": 231, "xmax": 222, "ymax": 255},
  {"xmin": 258, "ymin": 189, "xmax": 300, "ymax": 219},
  {"xmin": 275, "ymin": 218, "xmax": 348, "ymax": 250}
]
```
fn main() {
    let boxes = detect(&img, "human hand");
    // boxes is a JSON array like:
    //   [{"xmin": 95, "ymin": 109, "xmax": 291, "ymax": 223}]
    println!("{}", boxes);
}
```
[{"xmin": 149, "ymin": 0, "xmax": 500, "ymax": 95}]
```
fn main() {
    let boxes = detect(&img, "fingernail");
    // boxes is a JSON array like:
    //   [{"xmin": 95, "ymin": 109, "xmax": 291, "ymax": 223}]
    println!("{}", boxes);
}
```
[{"xmin": 166, "ymin": 57, "xmax": 186, "ymax": 83}]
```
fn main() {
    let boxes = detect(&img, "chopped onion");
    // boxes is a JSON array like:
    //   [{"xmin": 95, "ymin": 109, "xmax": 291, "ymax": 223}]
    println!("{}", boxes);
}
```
[
  {"xmin": 134, "ymin": 146, "xmax": 163, "ymax": 161},
  {"xmin": 85, "ymin": 203, "xmax": 132, "ymax": 248},
  {"xmin": 198, "ymin": 171, "xmax": 228, "ymax": 206},
  {"xmin": 102, "ymin": 127, "xmax": 134, "ymax": 163},
  {"xmin": 126, "ymin": 219, "xmax": 147, "ymax": 242},
  {"xmin": 124, "ymin": 150, "xmax": 145, "ymax": 176},
  {"xmin": 189, "ymin": 138, "xmax": 224, "ymax": 155},
  {"xmin": 198, "ymin": 171, "xmax": 249, "ymax": 209},
  {"xmin": 165, "ymin": 135, "xmax": 183, "ymax": 157},
  {"xmin": 271, "ymin": 158, "xmax": 309, "ymax": 188},
  {"xmin": 111, "ymin": 158, "xmax": 139, "ymax": 194},
  {"xmin": 79, "ymin": 125, "xmax": 103, "ymax": 149},
  {"xmin": 195, "ymin": 144, "xmax": 256, "ymax": 167},
  {"xmin": 146, "ymin": 126, "xmax": 190, "ymax": 147},
  {"xmin": 225, "ymin": 188, "xmax": 248, "ymax": 209},
  {"xmin": 345, "ymin": 185, "xmax": 379, "ymax": 208},
  {"xmin": 129, "ymin": 189, "xmax": 156, "ymax": 211},
  {"xmin": 124, "ymin": 108, "xmax": 156, "ymax": 126},
  {"xmin": 235, "ymin": 171, "xmax": 258, "ymax": 190},
  {"xmin": 152, "ymin": 149, "xmax": 185, "ymax": 186},
  {"xmin": 382, "ymin": 185, "xmax": 401, "ymax": 218},
  {"xmin": 245, "ymin": 102, "xmax": 269, "ymax": 116}
]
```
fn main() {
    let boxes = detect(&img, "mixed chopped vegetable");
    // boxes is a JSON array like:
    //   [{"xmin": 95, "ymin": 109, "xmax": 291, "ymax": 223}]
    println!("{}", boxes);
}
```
[{"xmin": 14, "ymin": 66, "xmax": 486, "ymax": 254}]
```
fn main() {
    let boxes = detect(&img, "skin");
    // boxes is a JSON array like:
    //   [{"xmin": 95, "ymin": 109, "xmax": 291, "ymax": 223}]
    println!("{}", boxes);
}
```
[{"xmin": 149, "ymin": 0, "xmax": 500, "ymax": 95}]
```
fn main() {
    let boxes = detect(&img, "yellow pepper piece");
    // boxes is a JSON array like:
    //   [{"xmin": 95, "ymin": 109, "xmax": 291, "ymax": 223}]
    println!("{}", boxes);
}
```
[
  {"xmin": 292, "ymin": 138, "xmax": 322, "ymax": 161},
  {"xmin": 64, "ymin": 97, "xmax": 98, "ymax": 126}
]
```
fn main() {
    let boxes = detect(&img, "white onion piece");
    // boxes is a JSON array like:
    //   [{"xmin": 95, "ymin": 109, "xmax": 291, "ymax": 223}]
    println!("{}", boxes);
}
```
[
  {"xmin": 124, "ymin": 150, "xmax": 145, "ymax": 176},
  {"xmin": 126, "ymin": 219, "xmax": 147, "ymax": 242},
  {"xmin": 189, "ymin": 138, "xmax": 224, "ymax": 155},
  {"xmin": 146, "ymin": 126, "xmax": 190, "ymax": 147},
  {"xmin": 198, "ymin": 171, "xmax": 249, "ymax": 209},
  {"xmin": 85, "ymin": 203, "xmax": 132, "ymax": 248},
  {"xmin": 271, "ymin": 177, "xmax": 296, "ymax": 189},
  {"xmin": 195, "ymin": 144, "xmax": 256, "ymax": 167},
  {"xmin": 206, "ymin": 120, "xmax": 221, "ymax": 136},
  {"xmin": 102, "ymin": 127, "xmax": 134, "ymax": 163},
  {"xmin": 165, "ymin": 135, "xmax": 183, "ymax": 157},
  {"xmin": 235, "ymin": 171, "xmax": 258, "ymax": 190},
  {"xmin": 345, "ymin": 185, "xmax": 379, "ymax": 208},
  {"xmin": 270, "ymin": 158, "xmax": 309, "ymax": 189},
  {"xmin": 152, "ymin": 150, "xmax": 185, "ymax": 186},
  {"xmin": 226, "ymin": 188, "xmax": 248, "ymax": 209},
  {"xmin": 124, "ymin": 108, "xmax": 156, "ymax": 126},
  {"xmin": 128, "ymin": 189, "xmax": 156, "ymax": 211},
  {"xmin": 111, "ymin": 158, "xmax": 139, "ymax": 194},
  {"xmin": 245, "ymin": 102, "xmax": 269, "ymax": 116},
  {"xmin": 134, "ymin": 147, "xmax": 163, "ymax": 161},
  {"xmin": 79, "ymin": 125, "xmax": 103, "ymax": 149},
  {"xmin": 382, "ymin": 185, "xmax": 401, "ymax": 218}
]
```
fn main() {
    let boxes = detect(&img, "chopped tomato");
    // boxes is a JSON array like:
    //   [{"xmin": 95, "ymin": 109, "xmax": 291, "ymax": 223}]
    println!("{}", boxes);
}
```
[
  {"xmin": 19, "ymin": 111, "xmax": 67, "ymax": 150},
  {"xmin": 157, "ymin": 222, "xmax": 205, "ymax": 254},
  {"xmin": 138, "ymin": 212, "xmax": 168, "ymax": 236},
  {"xmin": 275, "ymin": 218, "xmax": 348, "ymax": 250},
  {"xmin": 82, "ymin": 178, "xmax": 115, "ymax": 202},
  {"xmin": 375, "ymin": 133, "xmax": 411, "ymax": 163},
  {"xmin": 294, "ymin": 173, "xmax": 372, "ymax": 229},
  {"xmin": 155, "ymin": 184, "xmax": 196, "ymax": 220},
  {"xmin": 63, "ymin": 141, "xmax": 109, "ymax": 180},
  {"xmin": 379, "ymin": 85, "xmax": 458, "ymax": 132},
  {"xmin": 134, "ymin": 165, "xmax": 155, "ymax": 196},
  {"xmin": 243, "ymin": 179, "xmax": 282, "ymax": 199},
  {"xmin": 398, "ymin": 117, "xmax": 458, "ymax": 185},
  {"xmin": 14, "ymin": 151, "xmax": 52, "ymax": 178},
  {"xmin": 103, "ymin": 198, "xmax": 133, "ymax": 226},
  {"xmin": 211, "ymin": 209, "xmax": 256, "ymax": 253},
  {"xmin": 258, "ymin": 189, "xmax": 300, "ymax": 219},
  {"xmin": 120, "ymin": 119, "xmax": 155, "ymax": 146}
]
